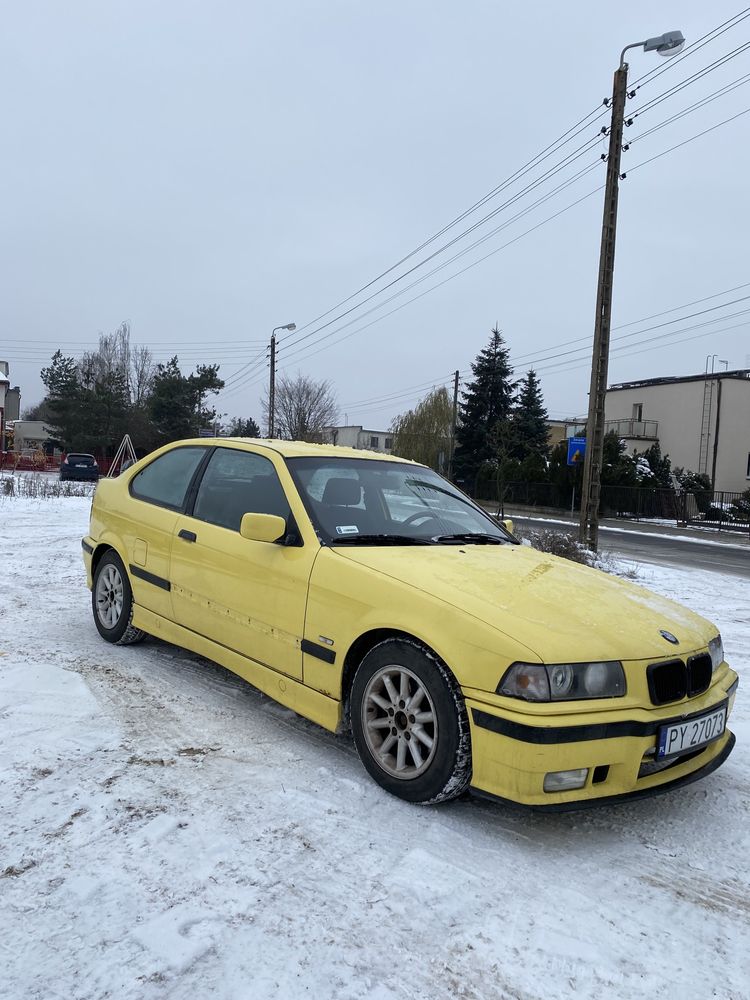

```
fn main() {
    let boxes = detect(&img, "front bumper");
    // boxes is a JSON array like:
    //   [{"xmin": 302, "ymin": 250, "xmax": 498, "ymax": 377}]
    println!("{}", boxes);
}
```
[{"xmin": 467, "ymin": 672, "xmax": 738, "ymax": 808}]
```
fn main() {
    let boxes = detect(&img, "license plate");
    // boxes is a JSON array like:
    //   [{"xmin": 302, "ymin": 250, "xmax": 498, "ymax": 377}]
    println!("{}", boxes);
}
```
[{"xmin": 656, "ymin": 704, "xmax": 727, "ymax": 759}]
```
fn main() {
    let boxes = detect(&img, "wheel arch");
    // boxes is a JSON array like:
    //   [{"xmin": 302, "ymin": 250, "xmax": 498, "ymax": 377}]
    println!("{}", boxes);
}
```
[
  {"xmin": 91, "ymin": 542, "xmax": 121, "ymax": 579},
  {"xmin": 340, "ymin": 628, "xmax": 456, "ymax": 726}
]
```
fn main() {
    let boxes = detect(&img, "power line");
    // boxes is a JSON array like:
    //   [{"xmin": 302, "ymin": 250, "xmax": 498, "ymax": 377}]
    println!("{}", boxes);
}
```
[
  {"xmin": 285, "ymin": 10, "xmax": 750, "ymax": 358},
  {"xmin": 337, "ymin": 282, "xmax": 750, "ymax": 415},
  {"xmin": 288, "ymin": 105, "xmax": 609, "ymax": 340},
  {"xmin": 217, "ymin": 19, "xmax": 750, "ymax": 404},
  {"xmin": 626, "ymin": 71, "xmax": 750, "ymax": 148},
  {"xmin": 625, "ymin": 105, "xmax": 750, "ymax": 175}
]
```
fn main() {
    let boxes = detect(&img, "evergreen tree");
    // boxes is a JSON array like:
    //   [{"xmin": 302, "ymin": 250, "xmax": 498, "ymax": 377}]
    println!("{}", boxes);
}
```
[
  {"xmin": 40, "ymin": 351, "xmax": 88, "ymax": 449},
  {"xmin": 453, "ymin": 326, "xmax": 514, "ymax": 488},
  {"xmin": 148, "ymin": 357, "xmax": 224, "ymax": 445},
  {"xmin": 228, "ymin": 416, "xmax": 261, "ymax": 437},
  {"xmin": 510, "ymin": 369, "xmax": 549, "ymax": 463},
  {"xmin": 637, "ymin": 442, "xmax": 672, "ymax": 488}
]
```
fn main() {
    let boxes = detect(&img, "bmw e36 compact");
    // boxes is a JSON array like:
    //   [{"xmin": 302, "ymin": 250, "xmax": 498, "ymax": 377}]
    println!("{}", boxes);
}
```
[{"xmin": 82, "ymin": 438, "xmax": 738, "ymax": 809}]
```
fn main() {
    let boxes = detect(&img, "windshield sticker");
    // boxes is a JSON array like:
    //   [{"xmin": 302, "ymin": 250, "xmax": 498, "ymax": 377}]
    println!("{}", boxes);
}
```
[{"xmin": 335, "ymin": 525, "xmax": 359, "ymax": 535}]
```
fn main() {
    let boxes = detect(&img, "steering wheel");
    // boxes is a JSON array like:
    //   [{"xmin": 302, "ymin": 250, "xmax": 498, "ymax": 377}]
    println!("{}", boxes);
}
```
[{"xmin": 402, "ymin": 511, "xmax": 443, "ymax": 528}]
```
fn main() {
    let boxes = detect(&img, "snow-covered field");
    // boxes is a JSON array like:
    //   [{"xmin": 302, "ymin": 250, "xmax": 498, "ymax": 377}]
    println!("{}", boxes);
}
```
[{"xmin": 1, "ymin": 495, "xmax": 748, "ymax": 1000}]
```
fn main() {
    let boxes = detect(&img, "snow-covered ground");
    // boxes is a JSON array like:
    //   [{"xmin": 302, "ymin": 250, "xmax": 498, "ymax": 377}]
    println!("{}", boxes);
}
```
[{"xmin": 1, "ymin": 495, "xmax": 748, "ymax": 1000}]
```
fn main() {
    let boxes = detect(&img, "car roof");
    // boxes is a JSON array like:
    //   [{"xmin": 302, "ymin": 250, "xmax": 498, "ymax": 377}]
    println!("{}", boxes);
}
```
[{"xmin": 178, "ymin": 438, "xmax": 417, "ymax": 464}]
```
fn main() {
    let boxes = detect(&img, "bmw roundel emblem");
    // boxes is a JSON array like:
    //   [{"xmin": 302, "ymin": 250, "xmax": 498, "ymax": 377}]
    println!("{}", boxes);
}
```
[{"xmin": 659, "ymin": 629, "xmax": 679, "ymax": 645}]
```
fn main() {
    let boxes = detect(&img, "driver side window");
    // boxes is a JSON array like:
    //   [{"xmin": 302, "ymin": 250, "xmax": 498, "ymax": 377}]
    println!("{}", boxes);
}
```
[{"xmin": 193, "ymin": 448, "xmax": 290, "ymax": 532}]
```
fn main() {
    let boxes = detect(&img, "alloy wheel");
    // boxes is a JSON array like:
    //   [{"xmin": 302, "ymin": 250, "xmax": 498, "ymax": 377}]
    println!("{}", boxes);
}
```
[
  {"xmin": 95, "ymin": 563, "xmax": 124, "ymax": 630},
  {"xmin": 361, "ymin": 665, "xmax": 438, "ymax": 779}
]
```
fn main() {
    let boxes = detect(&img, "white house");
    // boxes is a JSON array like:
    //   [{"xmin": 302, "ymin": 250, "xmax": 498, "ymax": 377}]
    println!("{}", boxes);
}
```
[
  {"xmin": 604, "ymin": 369, "xmax": 750, "ymax": 492},
  {"xmin": 321, "ymin": 425, "xmax": 394, "ymax": 454}
]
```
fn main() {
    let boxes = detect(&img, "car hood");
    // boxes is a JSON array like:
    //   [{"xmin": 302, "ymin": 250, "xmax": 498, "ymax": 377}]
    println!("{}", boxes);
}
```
[{"xmin": 333, "ymin": 543, "xmax": 714, "ymax": 662}]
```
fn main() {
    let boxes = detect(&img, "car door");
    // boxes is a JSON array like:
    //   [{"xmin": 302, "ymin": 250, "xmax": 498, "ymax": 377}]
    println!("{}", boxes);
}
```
[
  {"xmin": 124, "ymin": 445, "xmax": 208, "ymax": 620},
  {"xmin": 168, "ymin": 445, "xmax": 315, "ymax": 680}
]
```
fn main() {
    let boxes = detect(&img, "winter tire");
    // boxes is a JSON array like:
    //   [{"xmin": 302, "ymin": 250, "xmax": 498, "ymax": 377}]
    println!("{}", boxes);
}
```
[
  {"xmin": 350, "ymin": 638, "xmax": 471, "ymax": 804},
  {"xmin": 92, "ymin": 550, "xmax": 146, "ymax": 645}
]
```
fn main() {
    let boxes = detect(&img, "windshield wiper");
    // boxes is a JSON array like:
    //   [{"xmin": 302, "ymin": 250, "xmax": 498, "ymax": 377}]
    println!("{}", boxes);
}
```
[
  {"xmin": 331, "ymin": 533, "xmax": 434, "ymax": 546},
  {"xmin": 432, "ymin": 532, "xmax": 505, "ymax": 545}
]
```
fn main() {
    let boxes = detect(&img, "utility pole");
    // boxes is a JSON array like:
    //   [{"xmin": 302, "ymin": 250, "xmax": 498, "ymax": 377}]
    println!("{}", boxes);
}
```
[
  {"xmin": 579, "ymin": 30, "xmax": 684, "ymax": 551},
  {"xmin": 578, "ymin": 65, "xmax": 627, "ymax": 551},
  {"xmin": 268, "ymin": 322, "xmax": 296, "ymax": 439},
  {"xmin": 448, "ymin": 369, "xmax": 459, "ymax": 479},
  {"xmin": 268, "ymin": 334, "xmax": 277, "ymax": 438}
]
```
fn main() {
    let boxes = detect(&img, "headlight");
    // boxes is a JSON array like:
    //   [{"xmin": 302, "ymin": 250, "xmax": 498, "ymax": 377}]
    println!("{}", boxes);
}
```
[
  {"xmin": 498, "ymin": 661, "xmax": 626, "ymax": 702},
  {"xmin": 708, "ymin": 635, "xmax": 723, "ymax": 670}
]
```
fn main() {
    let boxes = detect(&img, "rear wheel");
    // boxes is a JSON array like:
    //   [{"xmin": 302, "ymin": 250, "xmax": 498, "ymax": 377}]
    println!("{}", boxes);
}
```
[
  {"xmin": 92, "ymin": 551, "xmax": 146, "ymax": 645},
  {"xmin": 350, "ymin": 638, "xmax": 471, "ymax": 804}
]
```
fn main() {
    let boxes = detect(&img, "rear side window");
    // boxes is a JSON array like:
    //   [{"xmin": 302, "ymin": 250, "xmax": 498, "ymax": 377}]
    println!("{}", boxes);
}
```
[
  {"xmin": 131, "ymin": 447, "xmax": 206, "ymax": 509},
  {"xmin": 193, "ymin": 448, "xmax": 290, "ymax": 531}
]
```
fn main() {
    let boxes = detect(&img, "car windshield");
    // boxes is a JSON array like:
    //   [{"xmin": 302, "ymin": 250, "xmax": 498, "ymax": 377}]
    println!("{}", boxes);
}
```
[
  {"xmin": 286, "ymin": 456, "xmax": 514, "ymax": 545},
  {"xmin": 67, "ymin": 454, "xmax": 95, "ymax": 464}
]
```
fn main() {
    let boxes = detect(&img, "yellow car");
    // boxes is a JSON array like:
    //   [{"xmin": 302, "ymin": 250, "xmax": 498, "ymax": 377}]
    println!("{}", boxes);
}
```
[{"xmin": 82, "ymin": 438, "xmax": 738, "ymax": 809}]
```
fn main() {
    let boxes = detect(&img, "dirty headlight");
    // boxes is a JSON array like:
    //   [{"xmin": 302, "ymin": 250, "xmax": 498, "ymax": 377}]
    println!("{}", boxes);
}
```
[
  {"xmin": 498, "ymin": 661, "xmax": 626, "ymax": 701},
  {"xmin": 708, "ymin": 635, "xmax": 724, "ymax": 670}
]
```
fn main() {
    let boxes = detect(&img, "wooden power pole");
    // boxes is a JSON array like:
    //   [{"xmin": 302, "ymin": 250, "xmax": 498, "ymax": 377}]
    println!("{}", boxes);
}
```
[
  {"xmin": 579, "ymin": 63, "xmax": 629, "ymax": 552},
  {"xmin": 448, "ymin": 369, "xmax": 459, "ymax": 479},
  {"xmin": 268, "ymin": 334, "xmax": 277, "ymax": 438}
]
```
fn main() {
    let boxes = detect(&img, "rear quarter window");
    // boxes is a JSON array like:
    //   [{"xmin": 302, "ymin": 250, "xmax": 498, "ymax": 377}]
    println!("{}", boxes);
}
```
[{"xmin": 130, "ymin": 447, "xmax": 206, "ymax": 509}]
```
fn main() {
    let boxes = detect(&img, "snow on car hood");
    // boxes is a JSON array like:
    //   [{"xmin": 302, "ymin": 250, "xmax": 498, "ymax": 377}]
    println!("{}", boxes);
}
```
[{"xmin": 335, "ymin": 542, "xmax": 715, "ymax": 663}]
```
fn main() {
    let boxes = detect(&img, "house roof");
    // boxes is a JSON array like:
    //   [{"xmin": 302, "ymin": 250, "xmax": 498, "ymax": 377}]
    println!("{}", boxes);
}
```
[{"xmin": 608, "ymin": 369, "xmax": 750, "ymax": 392}]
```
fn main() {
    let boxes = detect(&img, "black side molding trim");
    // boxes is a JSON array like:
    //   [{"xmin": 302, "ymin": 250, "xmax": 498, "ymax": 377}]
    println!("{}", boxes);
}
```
[
  {"xmin": 301, "ymin": 638, "xmax": 336, "ymax": 664},
  {"xmin": 472, "ymin": 698, "xmax": 730, "ymax": 745},
  {"xmin": 726, "ymin": 677, "xmax": 739, "ymax": 698},
  {"xmin": 81, "ymin": 539, "xmax": 94, "ymax": 554},
  {"xmin": 129, "ymin": 564, "xmax": 171, "ymax": 592},
  {"xmin": 471, "ymin": 732, "xmax": 736, "ymax": 813}
]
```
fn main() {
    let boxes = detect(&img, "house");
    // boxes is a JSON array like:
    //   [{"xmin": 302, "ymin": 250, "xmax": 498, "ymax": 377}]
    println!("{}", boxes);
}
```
[
  {"xmin": 322, "ymin": 425, "xmax": 394, "ymax": 454},
  {"xmin": 0, "ymin": 362, "xmax": 21, "ymax": 451},
  {"xmin": 604, "ymin": 369, "xmax": 750, "ymax": 492},
  {"xmin": 9, "ymin": 420, "xmax": 57, "ymax": 453},
  {"xmin": 547, "ymin": 418, "xmax": 586, "ymax": 450}
]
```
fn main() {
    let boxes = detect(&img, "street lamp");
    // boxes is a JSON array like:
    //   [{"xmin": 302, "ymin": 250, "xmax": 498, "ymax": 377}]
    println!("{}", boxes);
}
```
[
  {"xmin": 268, "ymin": 322, "xmax": 296, "ymax": 438},
  {"xmin": 579, "ymin": 30, "xmax": 684, "ymax": 552}
]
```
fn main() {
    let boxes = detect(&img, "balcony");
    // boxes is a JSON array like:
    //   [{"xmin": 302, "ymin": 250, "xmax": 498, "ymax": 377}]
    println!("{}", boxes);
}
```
[{"xmin": 604, "ymin": 418, "xmax": 659, "ymax": 440}]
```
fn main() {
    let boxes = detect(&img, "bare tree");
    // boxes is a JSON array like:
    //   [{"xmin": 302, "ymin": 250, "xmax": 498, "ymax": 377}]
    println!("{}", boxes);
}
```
[
  {"xmin": 263, "ymin": 373, "xmax": 338, "ymax": 441},
  {"xmin": 390, "ymin": 386, "xmax": 453, "ymax": 472},
  {"xmin": 129, "ymin": 343, "xmax": 154, "ymax": 406}
]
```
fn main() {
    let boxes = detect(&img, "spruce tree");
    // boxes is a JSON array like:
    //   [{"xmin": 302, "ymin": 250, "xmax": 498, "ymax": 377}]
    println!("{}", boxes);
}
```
[
  {"xmin": 453, "ymin": 326, "xmax": 514, "ymax": 487},
  {"xmin": 510, "ymin": 369, "xmax": 550, "ymax": 462}
]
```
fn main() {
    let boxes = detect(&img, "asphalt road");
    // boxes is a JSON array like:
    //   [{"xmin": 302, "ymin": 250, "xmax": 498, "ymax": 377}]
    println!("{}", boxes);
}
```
[{"xmin": 510, "ymin": 515, "xmax": 750, "ymax": 579}]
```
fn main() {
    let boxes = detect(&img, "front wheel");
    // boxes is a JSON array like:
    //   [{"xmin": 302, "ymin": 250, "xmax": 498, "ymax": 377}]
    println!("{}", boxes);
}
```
[
  {"xmin": 92, "ymin": 551, "xmax": 146, "ymax": 645},
  {"xmin": 350, "ymin": 638, "xmax": 471, "ymax": 804}
]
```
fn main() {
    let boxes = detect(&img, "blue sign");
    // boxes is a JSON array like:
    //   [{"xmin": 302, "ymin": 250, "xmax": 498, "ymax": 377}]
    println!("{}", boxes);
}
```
[{"xmin": 567, "ymin": 437, "xmax": 586, "ymax": 466}]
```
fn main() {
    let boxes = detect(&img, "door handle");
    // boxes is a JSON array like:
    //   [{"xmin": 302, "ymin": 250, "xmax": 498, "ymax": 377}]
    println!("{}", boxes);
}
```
[{"xmin": 178, "ymin": 529, "xmax": 197, "ymax": 542}]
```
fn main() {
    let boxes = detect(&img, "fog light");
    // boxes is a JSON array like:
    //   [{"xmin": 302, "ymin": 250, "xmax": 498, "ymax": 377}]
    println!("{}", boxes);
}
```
[{"xmin": 543, "ymin": 768, "xmax": 589, "ymax": 792}]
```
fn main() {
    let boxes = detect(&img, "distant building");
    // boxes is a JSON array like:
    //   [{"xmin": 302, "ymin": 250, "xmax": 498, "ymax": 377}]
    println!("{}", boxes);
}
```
[
  {"xmin": 546, "ymin": 418, "xmax": 586, "ymax": 451},
  {"xmin": 604, "ymin": 369, "xmax": 750, "ymax": 492},
  {"xmin": 9, "ymin": 420, "xmax": 57, "ymax": 453},
  {"xmin": 322, "ymin": 425, "xmax": 394, "ymax": 454},
  {"xmin": 0, "ymin": 362, "xmax": 21, "ymax": 450}
]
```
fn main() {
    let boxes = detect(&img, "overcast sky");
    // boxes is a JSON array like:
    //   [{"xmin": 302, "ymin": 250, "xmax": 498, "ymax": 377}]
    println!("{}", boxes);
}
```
[{"xmin": 2, "ymin": 1, "xmax": 748, "ymax": 430}]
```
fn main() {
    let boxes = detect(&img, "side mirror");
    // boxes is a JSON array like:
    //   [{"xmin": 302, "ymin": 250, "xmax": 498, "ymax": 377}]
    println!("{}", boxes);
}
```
[
  {"xmin": 239, "ymin": 512, "xmax": 287, "ymax": 543},
  {"xmin": 502, "ymin": 518, "xmax": 514, "ymax": 536}
]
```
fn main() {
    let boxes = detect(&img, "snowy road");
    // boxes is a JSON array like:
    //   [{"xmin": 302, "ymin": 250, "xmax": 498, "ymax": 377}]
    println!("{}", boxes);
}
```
[
  {"xmin": 509, "ymin": 514, "xmax": 750, "ymax": 579},
  {"xmin": 1, "ymin": 495, "xmax": 748, "ymax": 1000}
]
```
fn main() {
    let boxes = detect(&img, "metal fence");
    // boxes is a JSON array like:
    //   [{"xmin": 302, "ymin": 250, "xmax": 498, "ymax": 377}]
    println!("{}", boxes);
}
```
[{"xmin": 474, "ymin": 479, "xmax": 750, "ymax": 533}]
